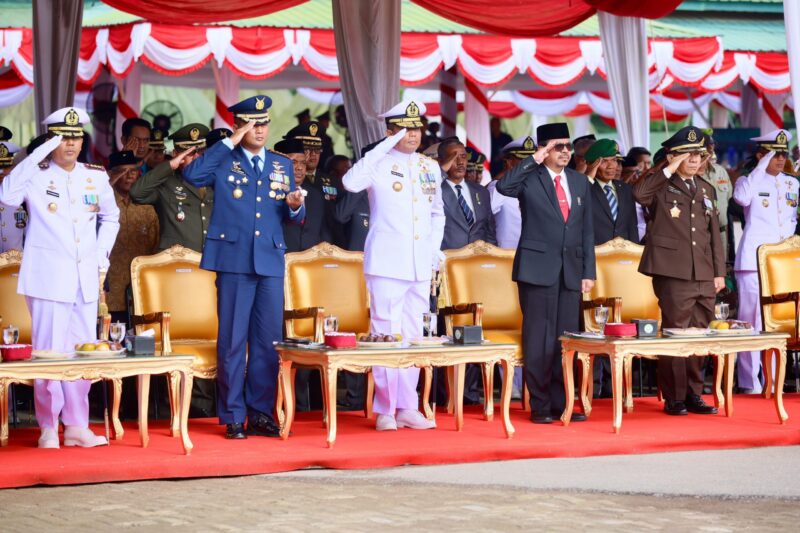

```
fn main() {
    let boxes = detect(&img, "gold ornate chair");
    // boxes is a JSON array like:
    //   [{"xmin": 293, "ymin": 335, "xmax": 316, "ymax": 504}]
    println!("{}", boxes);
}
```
[
  {"xmin": 280, "ymin": 242, "xmax": 373, "ymax": 421},
  {"xmin": 757, "ymin": 235, "xmax": 800, "ymax": 398},
  {"xmin": 438, "ymin": 240, "xmax": 528, "ymax": 418},
  {"xmin": 0, "ymin": 250, "xmax": 122, "ymax": 439},
  {"xmin": 584, "ymin": 237, "xmax": 661, "ymax": 413},
  {"xmin": 130, "ymin": 245, "xmax": 218, "ymax": 434}
]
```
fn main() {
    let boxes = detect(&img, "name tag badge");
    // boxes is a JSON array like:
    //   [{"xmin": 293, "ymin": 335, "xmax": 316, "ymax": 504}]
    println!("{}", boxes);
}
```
[{"xmin": 46, "ymin": 190, "xmax": 59, "ymax": 198}]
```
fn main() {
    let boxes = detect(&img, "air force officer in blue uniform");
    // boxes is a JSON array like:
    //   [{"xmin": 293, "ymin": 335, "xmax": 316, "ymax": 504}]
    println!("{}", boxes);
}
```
[{"xmin": 183, "ymin": 96, "xmax": 305, "ymax": 440}]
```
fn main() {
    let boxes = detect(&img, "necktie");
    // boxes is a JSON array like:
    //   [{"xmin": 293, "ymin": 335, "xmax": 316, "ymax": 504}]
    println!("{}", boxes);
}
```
[
  {"xmin": 554, "ymin": 175, "xmax": 570, "ymax": 222},
  {"xmin": 686, "ymin": 178, "xmax": 696, "ymax": 195},
  {"xmin": 455, "ymin": 184, "xmax": 475, "ymax": 227},
  {"xmin": 252, "ymin": 155, "xmax": 261, "ymax": 176},
  {"xmin": 604, "ymin": 183, "xmax": 618, "ymax": 221}
]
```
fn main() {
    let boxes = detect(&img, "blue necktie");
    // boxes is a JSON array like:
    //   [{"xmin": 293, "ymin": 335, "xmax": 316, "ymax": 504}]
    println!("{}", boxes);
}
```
[
  {"xmin": 252, "ymin": 155, "xmax": 261, "ymax": 176},
  {"xmin": 455, "ymin": 184, "xmax": 475, "ymax": 227},
  {"xmin": 604, "ymin": 183, "xmax": 618, "ymax": 221}
]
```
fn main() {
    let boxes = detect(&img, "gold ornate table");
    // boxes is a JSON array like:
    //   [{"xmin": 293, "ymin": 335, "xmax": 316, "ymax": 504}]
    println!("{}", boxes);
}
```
[
  {"xmin": 559, "ymin": 332, "xmax": 790, "ymax": 434},
  {"xmin": 0, "ymin": 354, "xmax": 195, "ymax": 454},
  {"xmin": 275, "ymin": 342, "xmax": 518, "ymax": 448}
]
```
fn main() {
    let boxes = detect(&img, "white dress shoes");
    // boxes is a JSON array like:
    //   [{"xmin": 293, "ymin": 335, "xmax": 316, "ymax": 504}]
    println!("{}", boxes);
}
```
[
  {"xmin": 375, "ymin": 414, "xmax": 398, "ymax": 431},
  {"xmin": 37, "ymin": 428, "xmax": 60, "ymax": 449},
  {"xmin": 396, "ymin": 409, "xmax": 436, "ymax": 430},
  {"xmin": 64, "ymin": 426, "xmax": 108, "ymax": 447}
]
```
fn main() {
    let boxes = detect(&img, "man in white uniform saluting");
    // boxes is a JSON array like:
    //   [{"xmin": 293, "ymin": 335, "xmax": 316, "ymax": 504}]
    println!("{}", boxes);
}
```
[
  {"xmin": 0, "ymin": 107, "xmax": 119, "ymax": 448},
  {"xmin": 342, "ymin": 100, "xmax": 445, "ymax": 431}
]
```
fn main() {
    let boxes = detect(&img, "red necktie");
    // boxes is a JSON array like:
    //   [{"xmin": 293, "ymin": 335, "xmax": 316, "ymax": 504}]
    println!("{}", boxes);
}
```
[{"xmin": 554, "ymin": 175, "xmax": 570, "ymax": 222}]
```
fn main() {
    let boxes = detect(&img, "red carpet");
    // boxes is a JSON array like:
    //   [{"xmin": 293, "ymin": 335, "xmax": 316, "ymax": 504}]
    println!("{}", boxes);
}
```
[{"xmin": 2, "ymin": 394, "xmax": 799, "ymax": 489}]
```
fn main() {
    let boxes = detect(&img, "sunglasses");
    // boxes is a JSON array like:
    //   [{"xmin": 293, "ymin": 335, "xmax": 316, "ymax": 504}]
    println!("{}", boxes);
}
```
[
  {"xmin": 774, "ymin": 151, "xmax": 789, "ymax": 158},
  {"xmin": 544, "ymin": 143, "xmax": 573, "ymax": 152}
]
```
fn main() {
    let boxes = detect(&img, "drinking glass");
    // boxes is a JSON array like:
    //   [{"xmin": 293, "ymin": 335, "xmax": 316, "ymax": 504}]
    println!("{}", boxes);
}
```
[
  {"xmin": 3, "ymin": 325, "xmax": 19, "ymax": 345},
  {"xmin": 110, "ymin": 322, "xmax": 126, "ymax": 344},
  {"xmin": 323, "ymin": 315, "xmax": 338, "ymax": 334},
  {"xmin": 715, "ymin": 302, "xmax": 730, "ymax": 321},
  {"xmin": 423, "ymin": 312, "xmax": 437, "ymax": 338},
  {"xmin": 594, "ymin": 306, "xmax": 609, "ymax": 335}
]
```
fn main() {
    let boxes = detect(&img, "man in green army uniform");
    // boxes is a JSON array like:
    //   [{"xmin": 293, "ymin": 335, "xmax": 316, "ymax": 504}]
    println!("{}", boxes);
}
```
[{"xmin": 130, "ymin": 124, "xmax": 214, "ymax": 253}]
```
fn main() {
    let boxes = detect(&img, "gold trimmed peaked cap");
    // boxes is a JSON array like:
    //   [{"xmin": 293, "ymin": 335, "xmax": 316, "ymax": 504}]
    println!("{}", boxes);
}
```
[
  {"xmin": 380, "ymin": 100, "xmax": 426, "ymax": 129},
  {"xmin": 661, "ymin": 125, "xmax": 708, "ymax": 154},
  {"xmin": 168, "ymin": 123, "xmax": 209, "ymax": 149},
  {"xmin": 228, "ymin": 95, "xmax": 272, "ymax": 124},
  {"xmin": 502, "ymin": 136, "xmax": 537, "ymax": 159},
  {"xmin": 42, "ymin": 107, "xmax": 90, "ymax": 137},
  {"xmin": 751, "ymin": 129, "xmax": 792, "ymax": 151},
  {"xmin": 283, "ymin": 121, "xmax": 322, "ymax": 148},
  {"xmin": 465, "ymin": 147, "xmax": 486, "ymax": 170},
  {"xmin": 149, "ymin": 128, "xmax": 169, "ymax": 149},
  {"xmin": 0, "ymin": 141, "xmax": 20, "ymax": 167}
]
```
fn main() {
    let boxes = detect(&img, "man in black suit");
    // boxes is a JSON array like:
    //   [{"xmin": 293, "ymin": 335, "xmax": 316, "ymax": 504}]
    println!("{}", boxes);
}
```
[
  {"xmin": 438, "ymin": 137, "xmax": 497, "ymax": 249},
  {"xmin": 585, "ymin": 139, "xmax": 639, "ymax": 245},
  {"xmin": 496, "ymin": 122, "xmax": 596, "ymax": 424}
]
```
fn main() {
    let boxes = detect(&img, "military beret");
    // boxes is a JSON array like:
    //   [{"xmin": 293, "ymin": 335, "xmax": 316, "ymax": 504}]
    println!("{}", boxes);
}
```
[
  {"xmin": 206, "ymin": 128, "xmax": 232, "ymax": 148},
  {"xmin": 273, "ymin": 138, "xmax": 306, "ymax": 155},
  {"xmin": 283, "ymin": 122, "xmax": 322, "ymax": 148},
  {"xmin": 661, "ymin": 126, "xmax": 707, "ymax": 154},
  {"xmin": 108, "ymin": 150, "xmax": 139, "ymax": 169},
  {"xmin": 536, "ymin": 123, "xmax": 571, "ymax": 145},
  {"xmin": 228, "ymin": 95, "xmax": 271, "ymax": 124},
  {"xmin": 584, "ymin": 139, "xmax": 623, "ymax": 163},
  {"xmin": 169, "ymin": 123, "xmax": 209, "ymax": 149}
]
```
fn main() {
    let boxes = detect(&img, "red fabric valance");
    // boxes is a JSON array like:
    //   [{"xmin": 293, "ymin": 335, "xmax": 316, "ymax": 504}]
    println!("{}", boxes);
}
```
[
  {"xmin": 584, "ymin": 0, "xmax": 683, "ymax": 18},
  {"xmin": 102, "ymin": 0, "xmax": 308, "ymax": 24}
]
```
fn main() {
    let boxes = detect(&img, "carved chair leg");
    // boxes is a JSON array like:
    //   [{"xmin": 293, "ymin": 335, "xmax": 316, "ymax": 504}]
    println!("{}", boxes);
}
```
[
  {"xmin": 422, "ymin": 366, "xmax": 433, "ymax": 420},
  {"xmin": 169, "ymin": 372, "xmax": 180, "ymax": 437},
  {"xmin": 110, "ymin": 378, "xmax": 124, "ymax": 439},
  {"xmin": 482, "ymin": 362, "xmax": 495, "ymax": 421}
]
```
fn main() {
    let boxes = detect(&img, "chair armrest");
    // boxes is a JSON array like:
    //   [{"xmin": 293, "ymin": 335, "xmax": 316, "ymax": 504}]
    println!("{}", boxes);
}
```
[
  {"xmin": 760, "ymin": 292, "xmax": 800, "ymax": 340},
  {"xmin": 131, "ymin": 311, "xmax": 172, "ymax": 354},
  {"xmin": 283, "ymin": 307, "xmax": 326, "ymax": 343}
]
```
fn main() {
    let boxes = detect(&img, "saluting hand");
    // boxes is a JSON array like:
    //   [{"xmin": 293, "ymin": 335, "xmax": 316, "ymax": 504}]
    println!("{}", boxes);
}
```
[
  {"xmin": 169, "ymin": 146, "xmax": 196, "ymax": 170},
  {"xmin": 230, "ymin": 120, "xmax": 256, "ymax": 146},
  {"xmin": 585, "ymin": 158, "xmax": 602, "ymax": 179},
  {"xmin": 665, "ymin": 152, "xmax": 691, "ymax": 175},
  {"xmin": 286, "ymin": 188, "xmax": 305, "ymax": 209}
]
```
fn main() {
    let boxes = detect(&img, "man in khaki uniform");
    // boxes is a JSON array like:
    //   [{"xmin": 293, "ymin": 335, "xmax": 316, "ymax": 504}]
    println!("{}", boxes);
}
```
[
  {"xmin": 700, "ymin": 131, "xmax": 733, "ymax": 262},
  {"xmin": 635, "ymin": 126, "xmax": 726, "ymax": 417}
]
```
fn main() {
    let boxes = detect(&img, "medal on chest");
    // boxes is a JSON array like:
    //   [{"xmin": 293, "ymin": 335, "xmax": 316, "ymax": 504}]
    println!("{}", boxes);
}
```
[
  {"xmin": 14, "ymin": 207, "xmax": 27, "ymax": 228},
  {"xmin": 228, "ymin": 175, "xmax": 244, "ymax": 199},
  {"xmin": 670, "ymin": 201, "xmax": 681, "ymax": 218},
  {"xmin": 83, "ymin": 194, "xmax": 100, "ymax": 212}
]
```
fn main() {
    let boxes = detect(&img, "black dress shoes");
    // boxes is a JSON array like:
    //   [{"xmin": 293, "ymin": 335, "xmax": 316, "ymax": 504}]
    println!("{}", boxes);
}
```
[
  {"xmin": 225, "ymin": 423, "xmax": 247, "ymax": 439},
  {"xmin": 567, "ymin": 412, "xmax": 587, "ymax": 422},
  {"xmin": 247, "ymin": 412, "xmax": 282, "ymax": 437},
  {"xmin": 685, "ymin": 394, "xmax": 719, "ymax": 415},
  {"xmin": 664, "ymin": 399, "xmax": 688, "ymax": 416},
  {"xmin": 530, "ymin": 414, "xmax": 553, "ymax": 424}
]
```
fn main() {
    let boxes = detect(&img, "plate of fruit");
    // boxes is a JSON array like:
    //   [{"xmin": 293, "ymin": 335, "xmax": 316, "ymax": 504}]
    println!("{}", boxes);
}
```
[
  {"xmin": 74, "ymin": 341, "xmax": 127, "ymax": 357},
  {"xmin": 708, "ymin": 320, "xmax": 754, "ymax": 335},
  {"xmin": 357, "ymin": 333, "xmax": 403, "ymax": 348}
]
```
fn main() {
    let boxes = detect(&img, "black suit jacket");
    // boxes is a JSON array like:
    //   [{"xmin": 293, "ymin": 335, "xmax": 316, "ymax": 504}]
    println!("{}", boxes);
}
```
[
  {"xmin": 590, "ymin": 179, "xmax": 639, "ymax": 245},
  {"xmin": 333, "ymin": 189, "xmax": 370, "ymax": 252},
  {"xmin": 283, "ymin": 183, "xmax": 330, "ymax": 252},
  {"xmin": 496, "ymin": 158, "xmax": 595, "ymax": 290},
  {"xmin": 441, "ymin": 180, "xmax": 497, "ymax": 250}
]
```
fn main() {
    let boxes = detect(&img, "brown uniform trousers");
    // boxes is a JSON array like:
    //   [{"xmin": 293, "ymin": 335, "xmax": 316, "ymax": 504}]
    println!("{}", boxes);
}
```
[{"xmin": 635, "ymin": 169, "xmax": 725, "ymax": 401}]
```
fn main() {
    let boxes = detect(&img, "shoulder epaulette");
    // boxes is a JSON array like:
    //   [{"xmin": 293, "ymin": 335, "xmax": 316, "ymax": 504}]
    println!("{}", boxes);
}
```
[
  {"xmin": 696, "ymin": 175, "xmax": 714, "ymax": 188},
  {"xmin": 83, "ymin": 162, "xmax": 106, "ymax": 171},
  {"xmin": 269, "ymin": 149, "xmax": 290, "ymax": 161},
  {"xmin": 38, "ymin": 161, "xmax": 49, "ymax": 170}
]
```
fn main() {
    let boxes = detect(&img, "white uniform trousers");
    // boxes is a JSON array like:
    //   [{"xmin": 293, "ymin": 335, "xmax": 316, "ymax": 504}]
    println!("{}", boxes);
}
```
[
  {"xmin": 26, "ymin": 290, "xmax": 96, "ymax": 429},
  {"xmin": 365, "ymin": 274, "xmax": 428, "ymax": 415},
  {"xmin": 735, "ymin": 271, "xmax": 773, "ymax": 392}
]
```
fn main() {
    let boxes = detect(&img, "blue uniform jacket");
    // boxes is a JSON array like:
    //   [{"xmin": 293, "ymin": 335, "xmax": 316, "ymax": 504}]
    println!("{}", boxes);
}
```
[{"xmin": 183, "ymin": 141, "xmax": 305, "ymax": 276}]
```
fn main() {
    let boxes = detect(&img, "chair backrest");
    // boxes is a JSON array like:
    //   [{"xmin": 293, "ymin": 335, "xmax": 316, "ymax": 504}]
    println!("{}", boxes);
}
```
[
  {"xmin": 0, "ymin": 250, "xmax": 31, "ymax": 344},
  {"xmin": 588, "ymin": 238, "xmax": 661, "ymax": 327},
  {"xmin": 130, "ymin": 245, "xmax": 217, "ymax": 340},
  {"xmin": 758, "ymin": 235, "xmax": 800, "ymax": 336},
  {"xmin": 441, "ymin": 241, "xmax": 521, "ymax": 330},
  {"xmin": 284, "ymin": 243, "xmax": 370, "ymax": 338}
]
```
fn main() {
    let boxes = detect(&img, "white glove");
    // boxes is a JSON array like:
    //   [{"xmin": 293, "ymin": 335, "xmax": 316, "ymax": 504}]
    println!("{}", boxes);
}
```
[
  {"xmin": 754, "ymin": 150, "xmax": 775, "ymax": 176},
  {"xmin": 30, "ymin": 135, "xmax": 63, "ymax": 166},
  {"xmin": 364, "ymin": 128, "xmax": 407, "ymax": 166},
  {"xmin": 431, "ymin": 249, "xmax": 446, "ymax": 272},
  {"xmin": 97, "ymin": 252, "xmax": 110, "ymax": 272}
]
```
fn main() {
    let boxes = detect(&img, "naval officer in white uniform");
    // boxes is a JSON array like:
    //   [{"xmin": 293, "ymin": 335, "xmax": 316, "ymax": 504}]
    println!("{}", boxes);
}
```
[
  {"xmin": 488, "ymin": 136, "xmax": 537, "ymax": 249},
  {"xmin": 0, "ymin": 107, "xmax": 119, "ymax": 448},
  {"xmin": 733, "ymin": 129, "xmax": 798, "ymax": 393},
  {"xmin": 0, "ymin": 139, "xmax": 26, "ymax": 252},
  {"xmin": 342, "ymin": 100, "xmax": 445, "ymax": 431}
]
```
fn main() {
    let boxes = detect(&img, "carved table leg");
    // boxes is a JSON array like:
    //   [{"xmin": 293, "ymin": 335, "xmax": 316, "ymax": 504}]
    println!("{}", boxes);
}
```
[
  {"xmin": 585, "ymin": 355, "xmax": 595, "ymax": 409},
  {"xmin": 624, "ymin": 356, "xmax": 634, "ymax": 414},
  {"xmin": 138, "ymin": 374, "xmax": 151, "ymax": 448},
  {"xmin": 319, "ymin": 366, "xmax": 329, "ymax": 428},
  {"xmin": 762, "ymin": 349, "xmax": 773, "ymax": 400},
  {"xmin": 499, "ymin": 357, "xmax": 515, "ymax": 439},
  {"xmin": 279, "ymin": 360, "xmax": 295, "ymax": 440},
  {"xmin": 610, "ymin": 352, "xmax": 623, "ymax": 434},
  {"xmin": 577, "ymin": 353, "xmax": 591, "ymax": 416},
  {"xmin": 169, "ymin": 371, "xmax": 180, "ymax": 437},
  {"xmin": 422, "ymin": 365, "xmax": 433, "ymax": 420},
  {"xmin": 453, "ymin": 363, "xmax": 466, "ymax": 432},
  {"xmin": 446, "ymin": 366, "xmax": 455, "ymax": 415},
  {"xmin": 0, "ymin": 379, "xmax": 8, "ymax": 447},
  {"xmin": 725, "ymin": 352, "xmax": 737, "ymax": 418},
  {"xmin": 325, "ymin": 365, "xmax": 339, "ymax": 449},
  {"xmin": 178, "ymin": 370, "xmax": 194, "ymax": 455},
  {"xmin": 560, "ymin": 348, "xmax": 576, "ymax": 426},
  {"xmin": 774, "ymin": 348, "xmax": 788, "ymax": 424},
  {"xmin": 483, "ymin": 361, "xmax": 495, "ymax": 421},
  {"xmin": 713, "ymin": 354, "xmax": 725, "ymax": 409},
  {"xmin": 111, "ymin": 378, "xmax": 124, "ymax": 439}
]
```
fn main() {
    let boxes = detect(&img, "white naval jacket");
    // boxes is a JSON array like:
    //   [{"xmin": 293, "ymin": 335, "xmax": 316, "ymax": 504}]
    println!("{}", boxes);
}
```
[
  {"xmin": 733, "ymin": 153, "xmax": 799, "ymax": 272},
  {"xmin": 0, "ymin": 136, "xmax": 120, "ymax": 303},
  {"xmin": 487, "ymin": 179, "xmax": 521, "ymax": 249},
  {"xmin": 0, "ymin": 201, "xmax": 25, "ymax": 252},
  {"xmin": 343, "ymin": 136, "xmax": 445, "ymax": 282}
]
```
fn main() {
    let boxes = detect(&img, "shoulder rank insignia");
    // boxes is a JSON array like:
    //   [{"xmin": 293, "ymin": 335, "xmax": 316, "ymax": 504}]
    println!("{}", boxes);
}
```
[
  {"xmin": 269, "ymin": 149, "xmax": 290, "ymax": 161},
  {"xmin": 83, "ymin": 162, "xmax": 106, "ymax": 171},
  {"xmin": 38, "ymin": 161, "xmax": 50, "ymax": 169}
]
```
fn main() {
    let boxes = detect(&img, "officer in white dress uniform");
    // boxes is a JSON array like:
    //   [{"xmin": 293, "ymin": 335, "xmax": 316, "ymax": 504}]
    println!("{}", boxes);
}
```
[
  {"xmin": 487, "ymin": 136, "xmax": 536, "ymax": 249},
  {"xmin": 0, "ymin": 108, "xmax": 119, "ymax": 448},
  {"xmin": 342, "ymin": 100, "xmax": 445, "ymax": 431},
  {"xmin": 0, "ymin": 138, "xmax": 26, "ymax": 252},
  {"xmin": 733, "ymin": 129, "xmax": 798, "ymax": 393}
]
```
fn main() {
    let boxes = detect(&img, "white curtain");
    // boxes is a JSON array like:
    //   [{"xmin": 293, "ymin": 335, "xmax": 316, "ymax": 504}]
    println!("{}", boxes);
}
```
[
  {"xmin": 598, "ymin": 12, "xmax": 649, "ymax": 150},
  {"xmin": 213, "ymin": 64, "xmax": 239, "ymax": 130},
  {"xmin": 331, "ymin": 0, "xmax": 400, "ymax": 158},
  {"xmin": 464, "ymin": 78, "xmax": 491, "ymax": 185},
  {"xmin": 439, "ymin": 66, "xmax": 458, "ymax": 138},
  {"xmin": 784, "ymin": 0, "xmax": 800, "ymax": 137}
]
